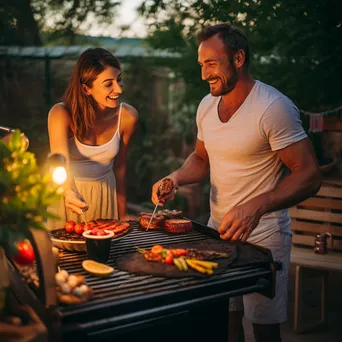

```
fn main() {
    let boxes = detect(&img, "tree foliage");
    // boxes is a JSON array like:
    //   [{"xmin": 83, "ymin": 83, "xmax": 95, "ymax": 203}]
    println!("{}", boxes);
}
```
[
  {"xmin": 1, "ymin": 0, "xmax": 120, "ymax": 45},
  {"xmin": 139, "ymin": 0, "xmax": 342, "ymax": 141}
]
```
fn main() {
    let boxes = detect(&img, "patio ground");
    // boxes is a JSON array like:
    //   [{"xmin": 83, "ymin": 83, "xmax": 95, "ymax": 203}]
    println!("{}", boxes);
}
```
[{"xmin": 243, "ymin": 264, "xmax": 342, "ymax": 342}]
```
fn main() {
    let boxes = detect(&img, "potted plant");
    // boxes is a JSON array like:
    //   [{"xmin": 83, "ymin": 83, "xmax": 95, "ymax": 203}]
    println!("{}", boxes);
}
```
[{"xmin": 0, "ymin": 129, "xmax": 63, "ymax": 314}]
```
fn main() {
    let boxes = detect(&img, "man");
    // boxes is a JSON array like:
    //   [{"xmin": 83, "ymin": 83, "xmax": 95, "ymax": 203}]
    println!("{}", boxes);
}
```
[{"xmin": 151, "ymin": 23, "xmax": 321, "ymax": 342}]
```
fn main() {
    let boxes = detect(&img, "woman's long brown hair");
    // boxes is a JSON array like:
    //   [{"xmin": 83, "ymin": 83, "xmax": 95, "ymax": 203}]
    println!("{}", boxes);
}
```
[{"xmin": 62, "ymin": 48, "xmax": 121, "ymax": 140}]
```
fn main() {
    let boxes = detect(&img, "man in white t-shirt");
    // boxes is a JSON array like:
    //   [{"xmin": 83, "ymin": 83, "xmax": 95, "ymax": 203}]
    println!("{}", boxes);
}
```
[{"xmin": 151, "ymin": 23, "xmax": 321, "ymax": 342}]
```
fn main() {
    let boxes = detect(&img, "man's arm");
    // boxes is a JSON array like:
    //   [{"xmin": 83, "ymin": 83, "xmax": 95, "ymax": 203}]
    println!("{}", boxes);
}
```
[
  {"xmin": 218, "ymin": 137, "xmax": 322, "ymax": 241},
  {"xmin": 257, "ymin": 137, "xmax": 321, "ymax": 214},
  {"xmin": 151, "ymin": 138, "xmax": 210, "ymax": 205}
]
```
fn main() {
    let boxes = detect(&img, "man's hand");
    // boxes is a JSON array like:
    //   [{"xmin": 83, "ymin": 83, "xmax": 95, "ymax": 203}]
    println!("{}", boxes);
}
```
[
  {"xmin": 218, "ymin": 200, "xmax": 262, "ymax": 242},
  {"xmin": 64, "ymin": 188, "xmax": 88, "ymax": 215},
  {"xmin": 151, "ymin": 174, "xmax": 179, "ymax": 206}
]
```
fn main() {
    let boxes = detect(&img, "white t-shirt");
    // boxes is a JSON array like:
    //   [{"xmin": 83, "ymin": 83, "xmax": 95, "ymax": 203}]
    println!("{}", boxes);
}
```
[{"xmin": 196, "ymin": 80, "xmax": 307, "ymax": 243}]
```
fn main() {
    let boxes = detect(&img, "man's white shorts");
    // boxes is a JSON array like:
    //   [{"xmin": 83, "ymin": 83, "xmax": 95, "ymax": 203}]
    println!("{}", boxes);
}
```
[{"xmin": 229, "ymin": 231, "xmax": 292, "ymax": 324}]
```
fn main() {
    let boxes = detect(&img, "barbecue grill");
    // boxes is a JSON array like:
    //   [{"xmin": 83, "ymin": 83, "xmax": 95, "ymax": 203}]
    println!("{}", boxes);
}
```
[{"xmin": 7, "ymin": 220, "xmax": 278, "ymax": 342}]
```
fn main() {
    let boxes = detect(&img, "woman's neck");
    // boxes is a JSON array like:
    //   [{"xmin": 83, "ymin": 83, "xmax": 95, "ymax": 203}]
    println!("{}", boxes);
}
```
[{"xmin": 95, "ymin": 104, "xmax": 120, "ymax": 122}]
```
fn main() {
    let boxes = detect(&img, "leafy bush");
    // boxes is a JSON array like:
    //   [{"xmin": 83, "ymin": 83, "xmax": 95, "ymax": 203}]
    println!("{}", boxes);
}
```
[{"xmin": 0, "ymin": 130, "xmax": 62, "ymax": 254}]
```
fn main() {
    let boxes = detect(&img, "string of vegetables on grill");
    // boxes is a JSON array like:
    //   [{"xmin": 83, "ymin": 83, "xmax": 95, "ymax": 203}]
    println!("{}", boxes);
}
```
[{"xmin": 135, "ymin": 245, "xmax": 230, "ymax": 275}]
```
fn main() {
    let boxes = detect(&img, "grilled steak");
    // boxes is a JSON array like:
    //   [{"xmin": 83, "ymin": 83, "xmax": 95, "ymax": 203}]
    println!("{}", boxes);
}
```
[
  {"xmin": 156, "ymin": 209, "xmax": 183, "ymax": 219},
  {"xmin": 164, "ymin": 219, "xmax": 192, "ymax": 234},
  {"xmin": 139, "ymin": 213, "xmax": 165, "ymax": 230}
]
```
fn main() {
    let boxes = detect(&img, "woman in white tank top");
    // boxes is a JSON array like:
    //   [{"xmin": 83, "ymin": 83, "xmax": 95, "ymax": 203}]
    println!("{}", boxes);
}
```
[{"xmin": 47, "ymin": 48, "xmax": 138, "ymax": 229}]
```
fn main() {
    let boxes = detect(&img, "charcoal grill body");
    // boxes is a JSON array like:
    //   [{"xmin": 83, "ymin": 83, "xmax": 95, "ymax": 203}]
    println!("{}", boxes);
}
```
[{"xmin": 8, "ymin": 221, "xmax": 276, "ymax": 342}]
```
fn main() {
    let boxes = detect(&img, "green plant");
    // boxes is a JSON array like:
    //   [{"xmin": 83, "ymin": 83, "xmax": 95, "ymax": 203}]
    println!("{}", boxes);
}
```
[{"xmin": 0, "ymin": 130, "xmax": 62, "ymax": 255}]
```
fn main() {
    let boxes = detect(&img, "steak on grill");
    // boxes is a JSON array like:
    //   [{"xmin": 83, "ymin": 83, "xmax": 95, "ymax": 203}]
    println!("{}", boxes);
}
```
[
  {"xmin": 139, "ymin": 213, "xmax": 165, "ymax": 230},
  {"xmin": 156, "ymin": 209, "xmax": 183, "ymax": 219},
  {"xmin": 164, "ymin": 219, "xmax": 192, "ymax": 234}
]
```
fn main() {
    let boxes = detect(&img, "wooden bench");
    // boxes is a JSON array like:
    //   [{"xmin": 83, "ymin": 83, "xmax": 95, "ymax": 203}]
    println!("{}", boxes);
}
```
[{"xmin": 289, "ymin": 179, "xmax": 342, "ymax": 333}]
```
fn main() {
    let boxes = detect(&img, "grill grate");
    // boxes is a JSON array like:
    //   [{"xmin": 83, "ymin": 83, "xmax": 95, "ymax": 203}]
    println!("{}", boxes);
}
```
[
  {"xmin": 58, "ymin": 221, "xmax": 271, "ymax": 316},
  {"xmin": 59, "ymin": 222, "xmax": 210, "ymax": 297}
]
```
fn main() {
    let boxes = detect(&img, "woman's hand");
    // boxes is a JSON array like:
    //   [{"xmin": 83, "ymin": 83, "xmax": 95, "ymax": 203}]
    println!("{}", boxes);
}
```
[{"xmin": 64, "ymin": 188, "xmax": 88, "ymax": 215}]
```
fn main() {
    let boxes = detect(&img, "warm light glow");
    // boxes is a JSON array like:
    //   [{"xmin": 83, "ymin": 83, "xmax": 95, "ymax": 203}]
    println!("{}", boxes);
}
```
[{"xmin": 52, "ymin": 166, "xmax": 67, "ymax": 185}]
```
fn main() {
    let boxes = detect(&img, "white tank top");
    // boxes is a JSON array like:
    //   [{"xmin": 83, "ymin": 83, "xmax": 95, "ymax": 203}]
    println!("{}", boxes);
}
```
[{"xmin": 68, "ymin": 103, "xmax": 122, "ymax": 181}]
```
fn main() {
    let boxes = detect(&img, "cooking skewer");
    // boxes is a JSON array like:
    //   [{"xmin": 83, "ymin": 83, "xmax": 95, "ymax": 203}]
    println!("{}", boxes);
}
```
[
  {"xmin": 146, "ymin": 200, "xmax": 159, "ymax": 231},
  {"xmin": 80, "ymin": 210, "xmax": 88, "ymax": 226}
]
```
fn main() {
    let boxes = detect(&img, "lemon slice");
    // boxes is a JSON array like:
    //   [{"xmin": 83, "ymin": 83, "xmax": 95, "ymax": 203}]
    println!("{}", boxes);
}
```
[{"xmin": 82, "ymin": 260, "xmax": 114, "ymax": 276}]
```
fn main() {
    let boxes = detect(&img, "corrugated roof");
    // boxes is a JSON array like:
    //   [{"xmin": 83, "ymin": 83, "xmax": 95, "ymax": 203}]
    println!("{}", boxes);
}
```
[{"xmin": 0, "ymin": 45, "xmax": 180, "ymax": 59}]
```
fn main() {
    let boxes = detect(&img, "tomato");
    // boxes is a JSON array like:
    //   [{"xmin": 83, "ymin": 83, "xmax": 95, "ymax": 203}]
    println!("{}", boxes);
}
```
[
  {"xmin": 12, "ymin": 240, "xmax": 35, "ymax": 266},
  {"xmin": 74, "ymin": 223, "xmax": 84, "ymax": 235},
  {"xmin": 91, "ymin": 228, "xmax": 108, "ymax": 236},
  {"xmin": 83, "ymin": 224, "xmax": 92, "ymax": 231},
  {"xmin": 164, "ymin": 252, "xmax": 174, "ymax": 265},
  {"xmin": 65, "ymin": 220, "xmax": 76, "ymax": 233},
  {"xmin": 151, "ymin": 245, "xmax": 164, "ymax": 254},
  {"xmin": 85, "ymin": 221, "xmax": 96, "ymax": 229}
]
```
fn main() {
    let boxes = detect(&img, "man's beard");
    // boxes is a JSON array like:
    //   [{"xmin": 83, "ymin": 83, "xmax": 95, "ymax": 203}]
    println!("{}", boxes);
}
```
[{"xmin": 210, "ymin": 66, "xmax": 238, "ymax": 97}]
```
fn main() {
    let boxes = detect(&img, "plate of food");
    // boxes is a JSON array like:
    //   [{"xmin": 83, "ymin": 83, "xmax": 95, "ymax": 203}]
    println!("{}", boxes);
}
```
[{"xmin": 50, "ymin": 219, "xmax": 132, "ymax": 252}]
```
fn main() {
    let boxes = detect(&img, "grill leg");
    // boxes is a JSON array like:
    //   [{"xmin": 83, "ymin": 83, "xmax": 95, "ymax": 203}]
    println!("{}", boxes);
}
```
[{"xmin": 189, "ymin": 299, "xmax": 229, "ymax": 342}]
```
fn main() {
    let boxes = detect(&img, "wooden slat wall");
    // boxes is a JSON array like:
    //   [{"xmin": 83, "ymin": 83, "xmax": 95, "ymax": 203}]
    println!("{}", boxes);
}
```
[
  {"xmin": 298, "ymin": 197, "xmax": 342, "ymax": 210},
  {"xmin": 291, "ymin": 221, "xmax": 342, "ymax": 237},
  {"xmin": 289, "ymin": 208, "xmax": 342, "ymax": 225},
  {"xmin": 290, "ymin": 181, "xmax": 342, "ymax": 251},
  {"xmin": 316, "ymin": 186, "xmax": 342, "ymax": 199}
]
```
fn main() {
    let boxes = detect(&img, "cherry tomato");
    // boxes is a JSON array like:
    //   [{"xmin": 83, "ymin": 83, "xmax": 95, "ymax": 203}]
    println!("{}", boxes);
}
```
[
  {"xmin": 83, "ymin": 224, "xmax": 92, "ymax": 231},
  {"xmin": 90, "ymin": 228, "xmax": 100, "ymax": 236},
  {"xmin": 91, "ymin": 228, "xmax": 108, "ymax": 236},
  {"xmin": 65, "ymin": 220, "xmax": 76, "ymax": 233},
  {"xmin": 85, "ymin": 221, "xmax": 96, "ymax": 229},
  {"xmin": 74, "ymin": 223, "xmax": 84, "ymax": 235},
  {"xmin": 164, "ymin": 253, "xmax": 174, "ymax": 265},
  {"xmin": 151, "ymin": 245, "xmax": 164, "ymax": 254},
  {"xmin": 12, "ymin": 240, "xmax": 35, "ymax": 266}
]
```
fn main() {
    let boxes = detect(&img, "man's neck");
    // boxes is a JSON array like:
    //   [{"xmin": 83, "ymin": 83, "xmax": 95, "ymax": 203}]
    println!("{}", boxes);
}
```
[
  {"xmin": 218, "ymin": 75, "xmax": 255, "ymax": 123},
  {"xmin": 221, "ymin": 75, "xmax": 255, "ymax": 109}
]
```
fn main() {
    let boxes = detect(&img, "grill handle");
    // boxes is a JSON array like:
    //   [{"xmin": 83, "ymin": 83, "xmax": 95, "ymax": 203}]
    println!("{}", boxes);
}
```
[{"xmin": 28, "ymin": 227, "xmax": 57, "ymax": 307}]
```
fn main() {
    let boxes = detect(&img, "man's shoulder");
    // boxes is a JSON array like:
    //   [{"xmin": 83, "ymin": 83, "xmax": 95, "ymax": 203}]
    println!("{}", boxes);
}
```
[
  {"xmin": 253, "ymin": 81, "xmax": 298, "ymax": 114},
  {"xmin": 197, "ymin": 93, "xmax": 218, "ymax": 114},
  {"xmin": 255, "ymin": 81, "xmax": 288, "ymax": 103}
]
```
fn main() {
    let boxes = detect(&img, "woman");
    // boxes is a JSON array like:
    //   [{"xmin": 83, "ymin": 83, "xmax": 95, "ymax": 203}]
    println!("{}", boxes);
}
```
[{"xmin": 47, "ymin": 48, "xmax": 138, "ymax": 229}]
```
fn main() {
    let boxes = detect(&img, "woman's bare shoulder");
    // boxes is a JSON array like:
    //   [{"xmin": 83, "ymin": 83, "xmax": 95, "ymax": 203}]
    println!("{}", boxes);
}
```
[
  {"xmin": 122, "ymin": 102, "xmax": 138, "ymax": 121},
  {"xmin": 48, "ymin": 103, "xmax": 71, "ymax": 124},
  {"xmin": 48, "ymin": 102, "xmax": 71, "ymax": 130}
]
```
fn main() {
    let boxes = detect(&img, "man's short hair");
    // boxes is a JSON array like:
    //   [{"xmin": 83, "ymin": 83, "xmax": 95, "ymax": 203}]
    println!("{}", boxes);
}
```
[{"xmin": 196, "ymin": 23, "xmax": 250, "ymax": 68}]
